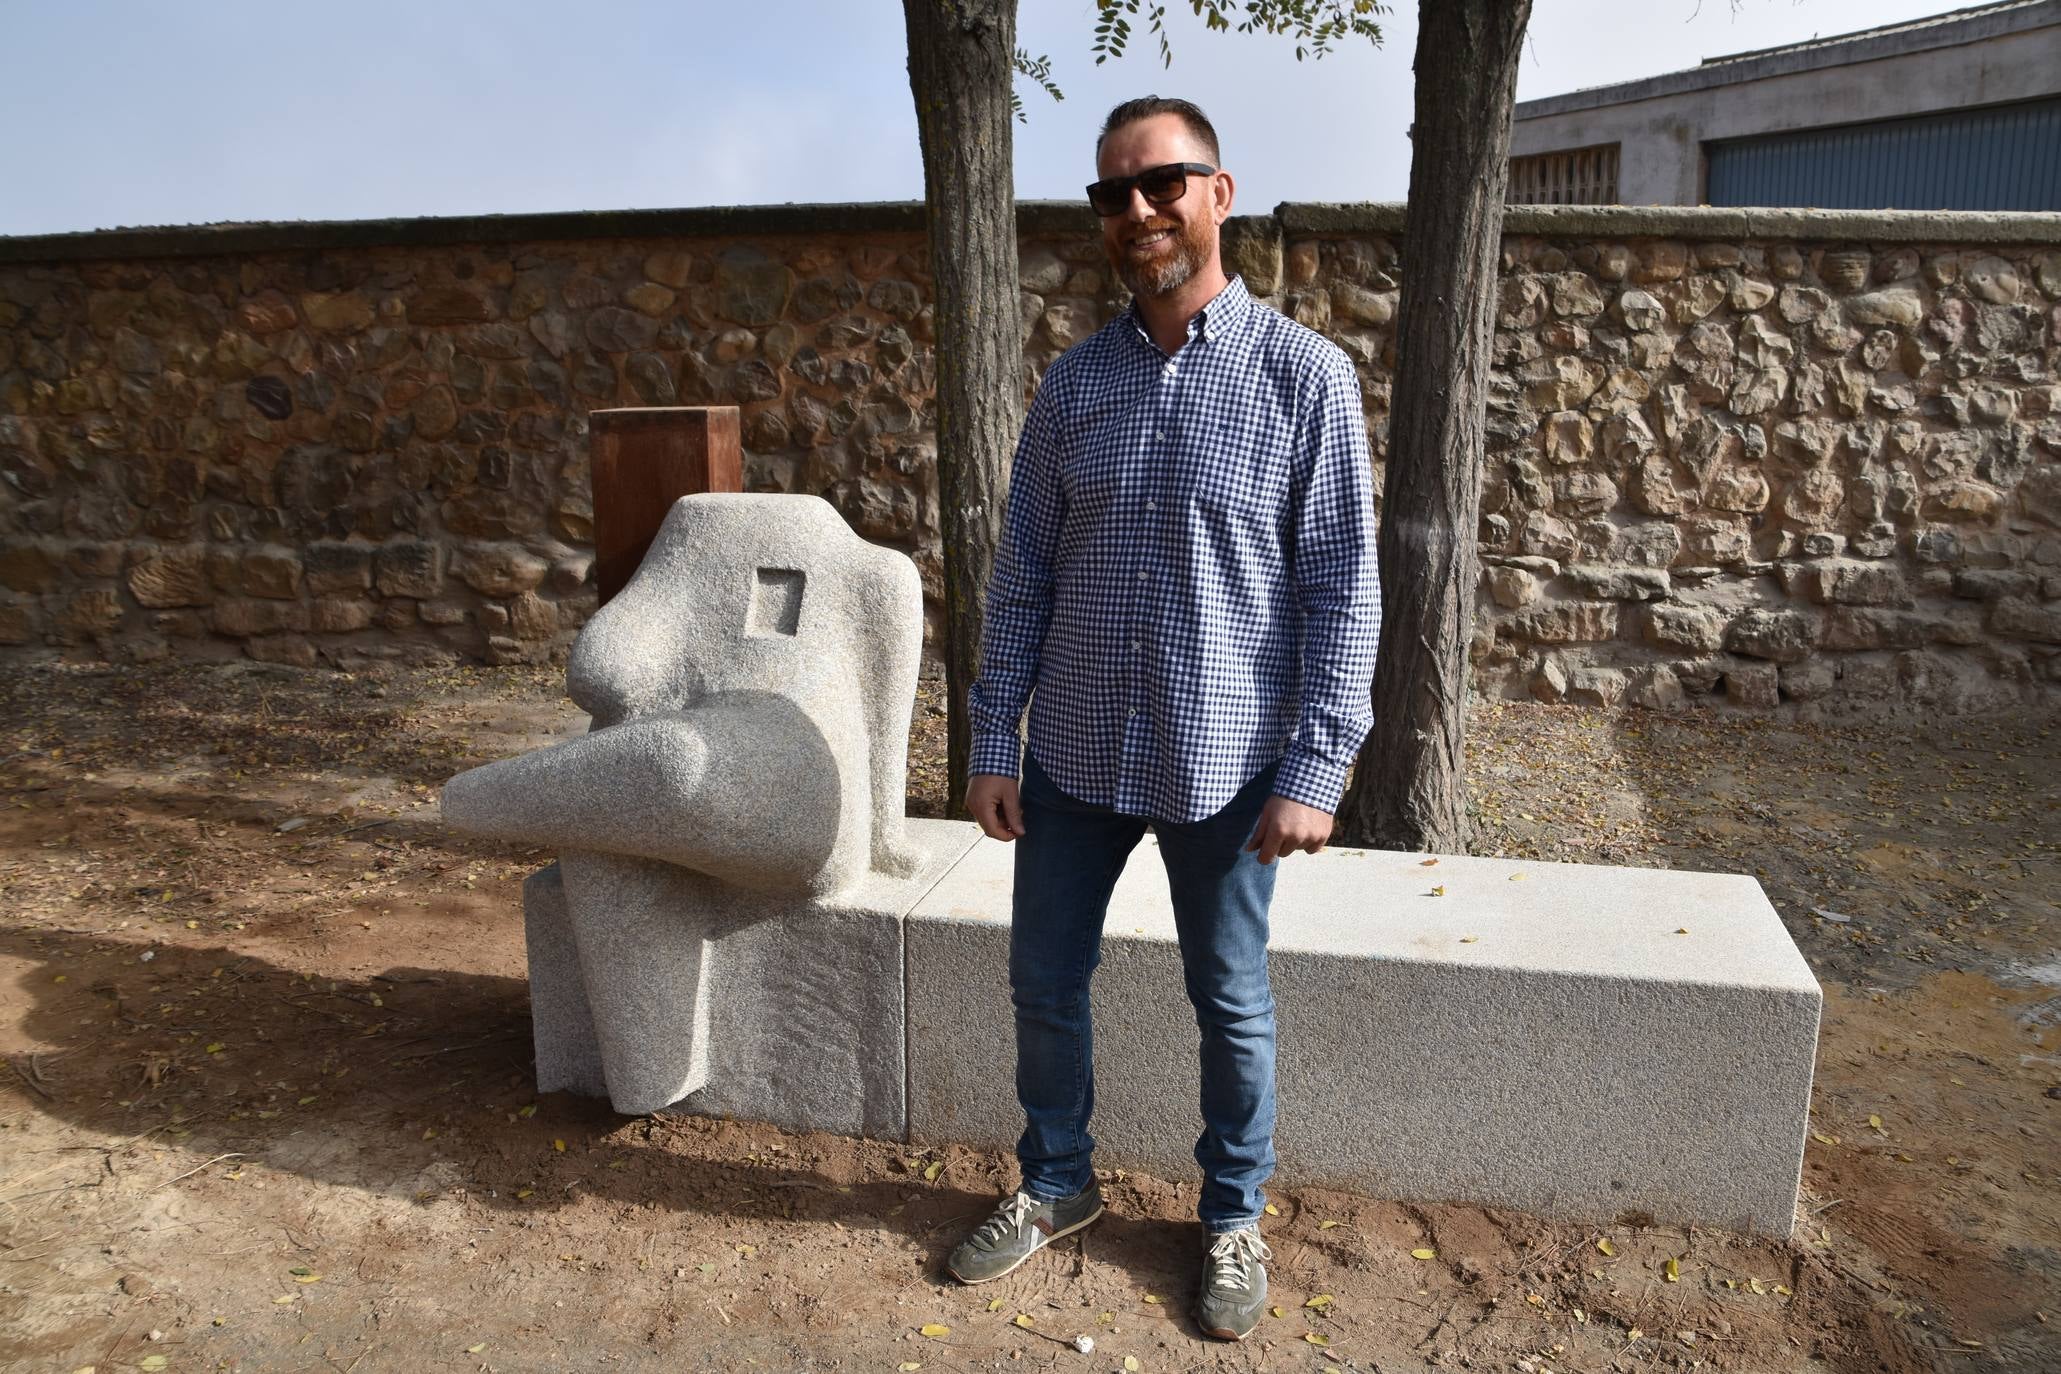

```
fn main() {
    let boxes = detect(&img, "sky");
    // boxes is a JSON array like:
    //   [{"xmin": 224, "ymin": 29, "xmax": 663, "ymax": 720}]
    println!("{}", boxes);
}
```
[{"xmin": 0, "ymin": 0, "xmax": 1994, "ymax": 237}]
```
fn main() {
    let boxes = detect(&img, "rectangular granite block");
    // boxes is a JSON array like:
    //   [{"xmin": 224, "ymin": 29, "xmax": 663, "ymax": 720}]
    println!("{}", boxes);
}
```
[
  {"xmin": 906, "ymin": 833, "xmax": 1821, "ymax": 1239},
  {"xmin": 527, "ymin": 819, "xmax": 980, "ymax": 1137}
]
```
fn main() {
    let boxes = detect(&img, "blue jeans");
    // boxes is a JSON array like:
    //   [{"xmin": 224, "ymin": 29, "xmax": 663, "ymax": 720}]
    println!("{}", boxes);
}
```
[{"xmin": 1010, "ymin": 747, "xmax": 1280, "ymax": 1233}]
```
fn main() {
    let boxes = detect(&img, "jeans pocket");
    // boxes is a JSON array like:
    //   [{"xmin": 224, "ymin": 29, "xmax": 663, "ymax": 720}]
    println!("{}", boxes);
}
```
[{"xmin": 1020, "ymin": 745, "xmax": 1055, "ymax": 807}]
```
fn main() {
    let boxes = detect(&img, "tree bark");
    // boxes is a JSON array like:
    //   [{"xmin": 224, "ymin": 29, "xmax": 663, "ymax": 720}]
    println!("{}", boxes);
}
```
[
  {"xmin": 903, "ymin": 0, "xmax": 1023, "ymax": 808},
  {"xmin": 1334, "ymin": 0, "xmax": 1532, "ymax": 853}
]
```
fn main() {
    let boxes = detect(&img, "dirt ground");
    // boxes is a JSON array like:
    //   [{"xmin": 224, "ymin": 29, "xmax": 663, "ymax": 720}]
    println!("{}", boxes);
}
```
[{"xmin": 0, "ymin": 659, "xmax": 2055, "ymax": 1374}]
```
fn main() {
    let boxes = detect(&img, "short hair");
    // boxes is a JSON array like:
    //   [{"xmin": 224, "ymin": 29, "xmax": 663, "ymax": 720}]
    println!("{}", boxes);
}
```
[{"xmin": 1096, "ymin": 96, "xmax": 1221, "ymax": 168}]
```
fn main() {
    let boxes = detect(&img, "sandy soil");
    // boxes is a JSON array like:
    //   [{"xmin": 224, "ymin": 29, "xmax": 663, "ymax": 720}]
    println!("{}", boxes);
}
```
[{"xmin": 0, "ymin": 660, "xmax": 2055, "ymax": 1373}]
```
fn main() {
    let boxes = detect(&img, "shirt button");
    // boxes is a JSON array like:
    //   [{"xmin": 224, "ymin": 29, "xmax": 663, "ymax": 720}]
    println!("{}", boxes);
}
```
[
  {"xmin": 1144, "ymin": 498, "xmax": 1157, "ymax": 511},
  {"xmin": 1135, "ymin": 569, "xmax": 1147, "ymax": 581},
  {"xmin": 1127, "ymin": 707, "xmax": 1139, "ymax": 718},
  {"xmin": 1130, "ymin": 639, "xmax": 1141, "ymax": 651},
  {"xmin": 1156, "ymin": 429, "xmax": 1169, "ymax": 441}
]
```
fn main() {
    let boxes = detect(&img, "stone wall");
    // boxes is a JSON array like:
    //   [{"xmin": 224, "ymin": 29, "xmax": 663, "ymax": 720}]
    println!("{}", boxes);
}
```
[{"xmin": 2, "ymin": 202, "xmax": 2058, "ymax": 712}]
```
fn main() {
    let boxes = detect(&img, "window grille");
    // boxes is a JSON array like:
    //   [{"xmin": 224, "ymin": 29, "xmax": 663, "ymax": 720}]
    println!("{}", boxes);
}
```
[{"xmin": 1507, "ymin": 144, "xmax": 1620, "ymax": 205}]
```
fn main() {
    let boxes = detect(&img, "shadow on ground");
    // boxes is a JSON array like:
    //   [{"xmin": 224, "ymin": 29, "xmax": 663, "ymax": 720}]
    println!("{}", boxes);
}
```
[{"xmin": 0, "ymin": 922, "xmax": 1236, "ymax": 1311}]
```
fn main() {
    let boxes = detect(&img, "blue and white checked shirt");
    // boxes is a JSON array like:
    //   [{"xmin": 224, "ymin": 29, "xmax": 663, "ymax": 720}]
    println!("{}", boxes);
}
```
[{"xmin": 968, "ymin": 274, "xmax": 1381, "ymax": 824}]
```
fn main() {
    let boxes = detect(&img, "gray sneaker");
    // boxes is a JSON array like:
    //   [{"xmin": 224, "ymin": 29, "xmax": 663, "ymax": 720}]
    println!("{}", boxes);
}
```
[
  {"xmin": 1196, "ymin": 1225, "xmax": 1271, "ymax": 1340},
  {"xmin": 944, "ymin": 1185, "xmax": 1104, "ymax": 1284}
]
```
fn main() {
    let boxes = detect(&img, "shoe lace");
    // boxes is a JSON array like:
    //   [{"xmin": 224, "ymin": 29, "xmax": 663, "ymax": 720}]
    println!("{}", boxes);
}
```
[
  {"xmin": 1205, "ymin": 1227, "xmax": 1272, "ymax": 1294},
  {"xmin": 973, "ymin": 1192, "xmax": 1037, "ymax": 1247}
]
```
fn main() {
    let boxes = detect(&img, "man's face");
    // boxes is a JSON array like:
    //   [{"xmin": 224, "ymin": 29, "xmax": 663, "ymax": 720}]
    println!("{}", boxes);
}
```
[{"xmin": 1095, "ymin": 113, "xmax": 1231, "ymax": 301}]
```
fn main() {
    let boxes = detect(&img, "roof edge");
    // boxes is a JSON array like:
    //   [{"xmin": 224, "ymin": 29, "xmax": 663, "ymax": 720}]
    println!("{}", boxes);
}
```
[{"xmin": 1513, "ymin": 0, "xmax": 2061, "ymax": 122}]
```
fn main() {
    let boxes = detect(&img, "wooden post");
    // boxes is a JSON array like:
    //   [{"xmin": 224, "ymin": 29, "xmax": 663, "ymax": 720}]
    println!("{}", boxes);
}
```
[{"xmin": 589, "ymin": 406, "xmax": 743, "ymax": 604}]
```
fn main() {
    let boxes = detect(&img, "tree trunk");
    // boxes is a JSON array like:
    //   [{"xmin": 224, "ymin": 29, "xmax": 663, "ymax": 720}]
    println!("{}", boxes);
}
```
[
  {"xmin": 1334, "ymin": 0, "xmax": 1532, "ymax": 853},
  {"xmin": 903, "ymin": 0, "xmax": 1023, "ymax": 808}
]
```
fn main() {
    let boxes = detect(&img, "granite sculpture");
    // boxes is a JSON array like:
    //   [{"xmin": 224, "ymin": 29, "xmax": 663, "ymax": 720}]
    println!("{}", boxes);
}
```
[{"xmin": 441, "ymin": 492, "xmax": 952, "ymax": 1117}]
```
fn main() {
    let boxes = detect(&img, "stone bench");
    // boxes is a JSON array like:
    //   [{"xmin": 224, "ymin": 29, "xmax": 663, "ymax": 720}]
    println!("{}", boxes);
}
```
[
  {"xmin": 906, "ymin": 825, "xmax": 1821, "ymax": 1240},
  {"xmin": 522, "ymin": 816, "xmax": 1819, "ymax": 1239}
]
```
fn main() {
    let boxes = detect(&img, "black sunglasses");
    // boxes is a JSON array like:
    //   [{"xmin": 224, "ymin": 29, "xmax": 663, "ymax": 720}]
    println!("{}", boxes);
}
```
[{"xmin": 1086, "ymin": 161, "xmax": 1216, "ymax": 217}]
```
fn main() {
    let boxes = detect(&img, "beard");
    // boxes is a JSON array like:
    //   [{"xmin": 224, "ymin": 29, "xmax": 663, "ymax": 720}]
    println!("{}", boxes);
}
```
[{"xmin": 1106, "ymin": 213, "xmax": 1213, "ymax": 300}]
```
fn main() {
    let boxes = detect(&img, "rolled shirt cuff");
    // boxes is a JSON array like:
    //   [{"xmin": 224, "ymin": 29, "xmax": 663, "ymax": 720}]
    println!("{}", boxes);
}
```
[
  {"xmin": 968, "ymin": 731, "xmax": 1023, "ymax": 780},
  {"xmin": 1271, "ymin": 742, "xmax": 1348, "ymax": 816}
]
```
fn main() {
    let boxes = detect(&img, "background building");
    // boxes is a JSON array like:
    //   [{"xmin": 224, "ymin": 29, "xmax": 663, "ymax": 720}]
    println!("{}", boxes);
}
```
[{"xmin": 1508, "ymin": 0, "xmax": 2061, "ymax": 208}]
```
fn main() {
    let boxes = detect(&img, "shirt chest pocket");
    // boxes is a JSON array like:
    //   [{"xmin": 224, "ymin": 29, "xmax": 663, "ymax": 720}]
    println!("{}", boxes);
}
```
[{"xmin": 1173, "ymin": 418, "xmax": 1294, "ymax": 530}]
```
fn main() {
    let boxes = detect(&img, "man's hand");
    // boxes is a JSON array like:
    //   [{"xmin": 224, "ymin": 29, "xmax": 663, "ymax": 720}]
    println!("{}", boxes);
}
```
[
  {"xmin": 965, "ymin": 773, "xmax": 1026, "ymax": 842},
  {"xmin": 1245, "ymin": 795, "xmax": 1332, "ymax": 865}
]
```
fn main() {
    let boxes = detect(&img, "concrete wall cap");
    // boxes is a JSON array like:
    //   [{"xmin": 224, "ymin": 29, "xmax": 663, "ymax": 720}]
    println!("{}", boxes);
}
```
[
  {"xmin": 1276, "ymin": 201, "xmax": 2061, "ymax": 244},
  {"xmin": 0, "ymin": 200, "xmax": 1102, "ymax": 265},
  {"xmin": 10, "ymin": 198, "xmax": 2055, "ymax": 266}
]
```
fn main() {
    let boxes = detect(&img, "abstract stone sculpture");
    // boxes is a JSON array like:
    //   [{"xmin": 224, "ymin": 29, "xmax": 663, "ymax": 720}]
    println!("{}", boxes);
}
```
[{"xmin": 442, "ymin": 493, "xmax": 950, "ymax": 1116}]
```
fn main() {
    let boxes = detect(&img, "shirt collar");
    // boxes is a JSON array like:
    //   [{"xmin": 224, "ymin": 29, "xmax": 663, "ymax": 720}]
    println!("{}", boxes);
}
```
[{"xmin": 1124, "ymin": 273, "xmax": 1254, "ymax": 352}]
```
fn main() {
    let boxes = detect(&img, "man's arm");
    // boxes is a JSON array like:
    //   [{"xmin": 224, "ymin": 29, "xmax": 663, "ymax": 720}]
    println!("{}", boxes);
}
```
[
  {"xmin": 1252, "ymin": 348, "xmax": 1381, "ymax": 857},
  {"xmin": 964, "ymin": 364, "xmax": 1068, "ymax": 836}
]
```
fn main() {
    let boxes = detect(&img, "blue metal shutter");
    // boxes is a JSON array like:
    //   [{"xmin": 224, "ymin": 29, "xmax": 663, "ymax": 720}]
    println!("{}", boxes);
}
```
[{"xmin": 1704, "ymin": 96, "xmax": 2061, "ymax": 210}]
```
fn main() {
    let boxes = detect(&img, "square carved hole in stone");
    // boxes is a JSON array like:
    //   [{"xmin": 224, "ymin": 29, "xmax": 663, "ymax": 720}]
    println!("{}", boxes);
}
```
[{"xmin": 746, "ymin": 568, "xmax": 805, "ymax": 637}]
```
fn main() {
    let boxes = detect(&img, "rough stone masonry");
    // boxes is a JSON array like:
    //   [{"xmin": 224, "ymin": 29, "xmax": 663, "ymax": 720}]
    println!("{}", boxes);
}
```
[{"xmin": 1, "ymin": 202, "xmax": 2057, "ymax": 713}]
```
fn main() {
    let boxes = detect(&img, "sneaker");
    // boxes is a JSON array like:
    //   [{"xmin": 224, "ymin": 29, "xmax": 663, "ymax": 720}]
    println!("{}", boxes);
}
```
[
  {"xmin": 944, "ymin": 1185, "xmax": 1104, "ymax": 1284},
  {"xmin": 1196, "ymin": 1225, "xmax": 1271, "ymax": 1341}
]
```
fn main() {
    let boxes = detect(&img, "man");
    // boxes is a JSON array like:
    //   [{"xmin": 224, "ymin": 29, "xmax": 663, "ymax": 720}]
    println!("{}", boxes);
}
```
[{"xmin": 944, "ymin": 96, "xmax": 1380, "ymax": 1340}]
